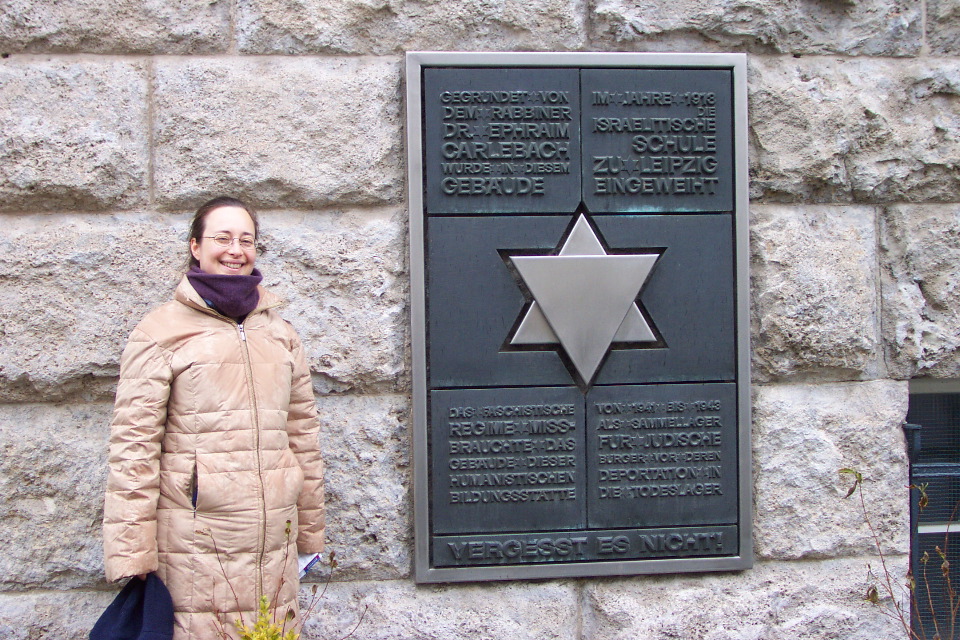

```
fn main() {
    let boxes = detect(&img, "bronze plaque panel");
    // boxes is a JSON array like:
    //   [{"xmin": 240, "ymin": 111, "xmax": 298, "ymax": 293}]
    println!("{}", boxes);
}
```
[
  {"xmin": 581, "ymin": 68, "xmax": 734, "ymax": 213},
  {"xmin": 431, "ymin": 387, "xmax": 587, "ymax": 534},
  {"xmin": 423, "ymin": 67, "xmax": 582, "ymax": 215}
]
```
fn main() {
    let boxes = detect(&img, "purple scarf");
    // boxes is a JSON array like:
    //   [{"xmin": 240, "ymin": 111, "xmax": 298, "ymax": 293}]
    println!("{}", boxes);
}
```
[{"xmin": 187, "ymin": 266, "xmax": 263, "ymax": 319}]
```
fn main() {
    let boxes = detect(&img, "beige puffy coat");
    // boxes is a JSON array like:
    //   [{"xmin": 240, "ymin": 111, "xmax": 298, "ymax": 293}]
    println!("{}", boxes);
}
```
[{"xmin": 103, "ymin": 277, "xmax": 325, "ymax": 640}]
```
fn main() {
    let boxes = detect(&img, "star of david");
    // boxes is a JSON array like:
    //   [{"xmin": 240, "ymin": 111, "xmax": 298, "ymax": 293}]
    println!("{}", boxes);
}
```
[{"xmin": 506, "ymin": 214, "xmax": 663, "ymax": 387}]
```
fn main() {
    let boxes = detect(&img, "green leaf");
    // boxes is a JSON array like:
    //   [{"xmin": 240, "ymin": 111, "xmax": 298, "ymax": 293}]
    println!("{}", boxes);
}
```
[{"xmin": 839, "ymin": 468, "xmax": 862, "ymax": 498}]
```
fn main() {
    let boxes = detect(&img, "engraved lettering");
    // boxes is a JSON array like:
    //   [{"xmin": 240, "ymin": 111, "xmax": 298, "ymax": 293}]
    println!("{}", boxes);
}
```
[
  {"xmin": 448, "ymin": 488, "xmax": 577, "ymax": 503},
  {"xmin": 584, "ymin": 79, "xmax": 728, "ymax": 203},
  {"xmin": 441, "ymin": 176, "xmax": 546, "ymax": 196},
  {"xmin": 597, "ymin": 535, "xmax": 630, "ymax": 554},
  {"xmin": 593, "ymin": 176, "xmax": 720, "ymax": 196},
  {"xmin": 592, "ymin": 390, "xmax": 733, "ymax": 505},
  {"xmin": 435, "ymin": 528, "xmax": 733, "ymax": 566},
  {"xmin": 443, "ymin": 401, "xmax": 580, "ymax": 507},
  {"xmin": 443, "ymin": 536, "xmax": 589, "ymax": 562},
  {"xmin": 637, "ymin": 531, "xmax": 724, "ymax": 553},
  {"xmin": 435, "ymin": 82, "xmax": 576, "ymax": 199}
]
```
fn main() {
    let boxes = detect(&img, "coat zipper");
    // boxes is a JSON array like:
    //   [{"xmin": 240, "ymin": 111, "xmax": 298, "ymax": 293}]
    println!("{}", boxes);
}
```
[
  {"xmin": 184, "ymin": 294, "xmax": 276, "ymax": 603},
  {"xmin": 237, "ymin": 321, "xmax": 268, "ymax": 601}
]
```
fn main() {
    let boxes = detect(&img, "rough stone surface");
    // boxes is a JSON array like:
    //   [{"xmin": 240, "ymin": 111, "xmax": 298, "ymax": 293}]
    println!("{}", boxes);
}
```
[
  {"xmin": 153, "ymin": 58, "xmax": 403, "ymax": 211},
  {"xmin": 0, "ymin": 209, "xmax": 406, "ymax": 402},
  {"xmin": 592, "ymin": 0, "xmax": 921, "ymax": 55},
  {"xmin": 0, "ymin": 212, "xmax": 183, "ymax": 402},
  {"xmin": 749, "ymin": 57, "xmax": 960, "ymax": 203},
  {"xmin": 236, "ymin": 0, "xmax": 587, "ymax": 54},
  {"xmin": 750, "ymin": 205, "xmax": 882, "ymax": 382},
  {"xmin": 582, "ymin": 556, "xmax": 908, "ymax": 640},
  {"xmin": 0, "ymin": 59, "xmax": 149, "ymax": 213},
  {"xmin": 299, "ymin": 580, "xmax": 579, "ymax": 640},
  {"xmin": 0, "ymin": 404, "xmax": 112, "ymax": 591},
  {"xmin": 313, "ymin": 394, "xmax": 410, "ymax": 580},
  {"xmin": 256, "ymin": 208, "xmax": 408, "ymax": 395},
  {"xmin": 0, "ymin": 0, "xmax": 228, "ymax": 54},
  {"xmin": 881, "ymin": 204, "xmax": 960, "ymax": 378},
  {"xmin": 0, "ymin": 591, "xmax": 115, "ymax": 640},
  {"xmin": 929, "ymin": 0, "xmax": 960, "ymax": 54},
  {"xmin": 753, "ymin": 381, "xmax": 910, "ymax": 560}
]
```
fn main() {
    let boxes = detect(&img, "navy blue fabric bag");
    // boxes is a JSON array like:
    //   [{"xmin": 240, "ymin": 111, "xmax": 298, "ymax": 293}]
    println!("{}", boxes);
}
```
[{"xmin": 90, "ymin": 573, "xmax": 174, "ymax": 640}]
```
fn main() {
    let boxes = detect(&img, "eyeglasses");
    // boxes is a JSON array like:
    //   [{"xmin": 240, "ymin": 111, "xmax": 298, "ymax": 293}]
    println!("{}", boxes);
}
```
[{"xmin": 203, "ymin": 234, "xmax": 257, "ymax": 250}]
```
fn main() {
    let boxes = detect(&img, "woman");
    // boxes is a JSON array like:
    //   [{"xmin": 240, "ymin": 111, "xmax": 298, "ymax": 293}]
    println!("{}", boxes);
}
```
[{"xmin": 103, "ymin": 197, "xmax": 325, "ymax": 639}]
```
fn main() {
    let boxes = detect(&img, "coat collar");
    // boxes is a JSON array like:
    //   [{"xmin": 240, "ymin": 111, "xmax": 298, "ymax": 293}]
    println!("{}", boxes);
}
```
[{"xmin": 174, "ymin": 274, "xmax": 283, "ymax": 319}]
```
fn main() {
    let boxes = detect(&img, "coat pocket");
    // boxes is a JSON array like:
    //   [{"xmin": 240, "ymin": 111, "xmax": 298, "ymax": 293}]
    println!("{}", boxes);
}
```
[{"xmin": 190, "ymin": 462, "xmax": 198, "ymax": 510}]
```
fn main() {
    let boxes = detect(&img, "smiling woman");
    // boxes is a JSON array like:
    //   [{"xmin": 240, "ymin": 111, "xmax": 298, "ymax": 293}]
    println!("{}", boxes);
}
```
[
  {"xmin": 102, "ymin": 196, "xmax": 326, "ymax": 640},
  {"xmin": 189, "ymin": 202, "xmax": 258, "ymax": 276}
]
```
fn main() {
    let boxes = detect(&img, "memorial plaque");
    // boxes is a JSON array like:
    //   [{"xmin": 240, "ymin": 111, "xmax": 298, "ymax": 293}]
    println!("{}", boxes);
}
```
[{"xmin": 408, "ymin": 52, "xmax": 751, "ymax": 583}]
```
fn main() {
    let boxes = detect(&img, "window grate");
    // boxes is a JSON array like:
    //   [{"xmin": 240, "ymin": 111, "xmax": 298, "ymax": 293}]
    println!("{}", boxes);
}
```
[
  {"xmin": 909, "ymin": 389, "xmax": 960, "ymax": 640},
  {"xmin": 908, "ymin": 394, "xmax": 960, "ymax": 464},
  {"xmin": 911, "ymin": 474, "xmax": 960, "ymax": 524}
]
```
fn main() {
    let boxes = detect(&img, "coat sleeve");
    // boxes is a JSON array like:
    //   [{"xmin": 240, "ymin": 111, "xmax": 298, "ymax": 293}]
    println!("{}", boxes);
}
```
[
  {"xmin": 102, "ymin": 327, "xmax": 173, "ymax": 582},
  {"xmin": 286, "ymin": 332, "xmax": 326, "ymax": 553}
]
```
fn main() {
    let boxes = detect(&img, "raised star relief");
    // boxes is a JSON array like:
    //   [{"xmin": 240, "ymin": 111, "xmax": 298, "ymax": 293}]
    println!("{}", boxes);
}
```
[{"xmin": 507, "ymin": 214, "xmax": 662, "ymax": 386}]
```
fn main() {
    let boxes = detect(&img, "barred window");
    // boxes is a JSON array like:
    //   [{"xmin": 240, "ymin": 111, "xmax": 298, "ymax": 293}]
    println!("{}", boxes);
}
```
[{"xmin": 907, "ymin": 380, "xmax": 960, "ymax": 639}]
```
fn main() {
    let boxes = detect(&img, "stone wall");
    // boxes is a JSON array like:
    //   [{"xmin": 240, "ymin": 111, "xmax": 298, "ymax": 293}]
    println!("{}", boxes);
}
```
[{"xmin": 1, "ymin": 0, "xmax": 957, "ymax": 637}]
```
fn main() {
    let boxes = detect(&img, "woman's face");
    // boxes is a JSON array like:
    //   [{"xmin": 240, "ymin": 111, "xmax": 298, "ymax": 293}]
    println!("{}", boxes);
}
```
[{"xmin": 189, "ymin": 206, "xmax": 257, "ymax": 276}]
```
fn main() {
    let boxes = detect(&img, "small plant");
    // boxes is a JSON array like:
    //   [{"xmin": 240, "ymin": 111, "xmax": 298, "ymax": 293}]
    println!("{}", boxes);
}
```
[
  {"xmin": 841, "ymin": 467, "xmax": 956, "ymax": 640},
  {"xmin": 235, "ymin": 595, "xmax": 299, "ymax": 640},
  {"xmin": 201, "ymin": 523, "xmax": 366, "ymax": 640}
]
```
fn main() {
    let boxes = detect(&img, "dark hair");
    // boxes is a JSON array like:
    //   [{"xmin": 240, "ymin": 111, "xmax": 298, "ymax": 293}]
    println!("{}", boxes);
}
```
[{"xmin": 187, "ymin": 196, "xmax": 259, "ymax": 269}]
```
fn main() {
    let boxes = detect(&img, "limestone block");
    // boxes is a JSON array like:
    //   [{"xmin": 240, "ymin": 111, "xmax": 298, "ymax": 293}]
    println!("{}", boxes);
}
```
[
  {"xmin": 299, "ymin": 580, "xmax": 578, "ymax": 640},
  {"xmin": 0, "ymin": 591, "xmax": 115, "ymax": 640},
  {"xmin": 0, "ymin": 212, "xmax": 183, "ymax": 402},
  {"xmin": 749, "ymin": 58, "xmax": 960, "ymax": 203},
  {"xmin": 0, "ymin": 0, "xmax": 227, "ymax": 54},
  {"xmin": 0, "ymin": 208, "xmax": 406, "ymax": 401},
  {"xmin": 753, "ymin": 381, "xmax": 909, "ymax": 561},
  {"xmin": 256, "ymin": 208, "xmax": 408, "ymax": 394},
  {"xmin": 312, "ymin": 394, "xmax": 410, "ymax": 580},
  {"xmin": 583, "ymin": 557, "xmax": 907, "ymax": 640},
  {"xmin": 0, "ymin": 59, "xmax": 149, "ymax": 212},
  {"xmin": 235, "ymin": 0, "xmax": 586, "ymax": 55},
  {"xmin": 153, "ymin": 58, "xmax": 403, "ymax": 211},
  {"xmin": 750, "ymin": 205, "xmax": 882, "ymax": 382},
  {"xmin": 591, "ymin": 0, "xmax": 920, "ymax": 55},
  {"xmin": 0, "ymin": 404, "xmax": 113, "ymax": 590},
  {"xmin": 928, "ymin": 0, "xmax": 960, "ymax": 54},
  {"xmin": 881, "ymin": 204, "xmax": 960, "ymax": 378}
]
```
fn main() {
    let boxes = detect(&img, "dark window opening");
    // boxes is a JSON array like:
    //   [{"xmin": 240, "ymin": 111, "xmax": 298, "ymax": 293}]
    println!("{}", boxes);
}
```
[{"xmin": 907, "ymin": 383, "xmax": 960, "ymax": 639}]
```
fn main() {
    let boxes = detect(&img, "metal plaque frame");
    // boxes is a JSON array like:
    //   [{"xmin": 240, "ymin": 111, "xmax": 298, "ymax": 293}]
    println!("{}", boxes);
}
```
[{"xmin": 407, "ymin": 51, "xmax": 751, "ymax": 583}]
